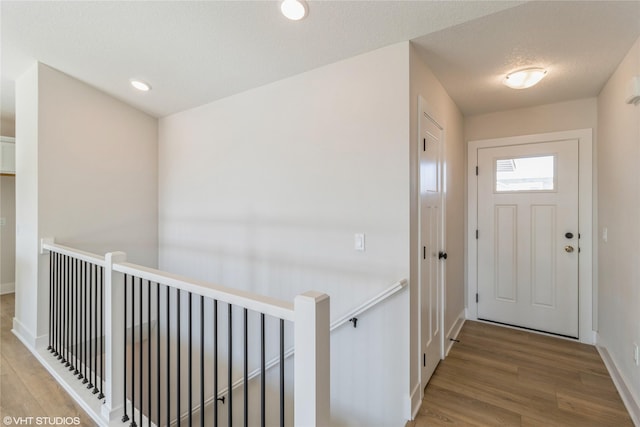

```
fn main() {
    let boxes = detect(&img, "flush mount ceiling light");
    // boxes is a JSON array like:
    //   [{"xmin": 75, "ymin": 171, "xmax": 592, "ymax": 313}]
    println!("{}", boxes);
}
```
[
  {"xmin": 130, "ymin": 79, "xmax": 151, "ymax": 92},
  {"xmin": 280, "ymin": 0, "xmax": 307, "ymax": 21},
  {"xmin": 503, "ymin": 68, "xmax": 547, "ymax": 89}
]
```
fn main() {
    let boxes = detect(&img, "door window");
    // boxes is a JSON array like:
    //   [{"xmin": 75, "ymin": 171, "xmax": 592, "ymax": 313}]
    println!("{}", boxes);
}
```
[{"xmin": 495, "ymin": 155, "xmax": 555, "ymax": 192}]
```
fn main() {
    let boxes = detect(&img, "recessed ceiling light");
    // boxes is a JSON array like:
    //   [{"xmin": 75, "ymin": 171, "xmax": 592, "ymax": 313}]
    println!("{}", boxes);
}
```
[
  {"xmin": 280, "ymin": 0, "xmax": 307, "ymax": 21},
  {"xmin": 130, "ymin": 79, "xmax": 151, "ymax": 92},
  {"xmin": 503, "ymin": 68, "xmax": 547, "ymax": 89}
]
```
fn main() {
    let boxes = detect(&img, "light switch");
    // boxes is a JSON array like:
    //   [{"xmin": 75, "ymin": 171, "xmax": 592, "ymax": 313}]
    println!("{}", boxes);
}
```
[
  {"xmin": 602, "ymin": 227, "xmax": 608, "ymax": 242},
  {"xmin": 354, "ymin": 233, "xmax": 365, "ymax": 251}
]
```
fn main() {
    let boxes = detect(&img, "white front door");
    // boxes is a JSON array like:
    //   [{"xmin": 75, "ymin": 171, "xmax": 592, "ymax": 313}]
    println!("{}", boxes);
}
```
[
  {"xmin": 476, "ymin": 139, "xmax": 579, "ymax": 337},
  {"xmin": 419, "ymin": 104, "xmax": 443, "ymax": 386}
]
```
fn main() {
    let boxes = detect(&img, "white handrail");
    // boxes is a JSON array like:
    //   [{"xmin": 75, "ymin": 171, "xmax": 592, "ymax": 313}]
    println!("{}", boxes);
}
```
[
  {"xmin": 113, "ymin": 261, "xmax": 295, "ymax": 322},
  {"xmin": 41, "ymin": 239, "xmax": 106, "ymax": 267},
  {"xmin": 220, "ymin": 278, "xmax": 408, "ymax": 397},
  {"xmin": 330, "ymin": 278, "xmax": 408, "ymax": 331}
]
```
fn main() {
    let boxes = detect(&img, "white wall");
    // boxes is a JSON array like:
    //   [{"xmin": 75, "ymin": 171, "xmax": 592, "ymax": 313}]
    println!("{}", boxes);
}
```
[
  {"xmin": 159, "ymin": 43, "xmax": 411, "ymax": 426},
  {"xmin": 15, "ymin": 63, "xmax": 158, "ymax": 346},
  {"xmin": 465, "ymin": 97, "xmax": 598, "ymax": 141},
  {"xmin": 597, "ymin": 36, "xmax": 640, "ymax": 417},
  {"xmin": 408, "ymin": 44, "xmax": 466, "ymax": 416}
]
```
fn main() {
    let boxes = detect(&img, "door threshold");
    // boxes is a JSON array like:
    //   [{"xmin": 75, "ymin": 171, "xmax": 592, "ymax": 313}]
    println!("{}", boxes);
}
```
[{"xmin": 477, "ymin": 318, "xmax": 578, "ymax": 341}]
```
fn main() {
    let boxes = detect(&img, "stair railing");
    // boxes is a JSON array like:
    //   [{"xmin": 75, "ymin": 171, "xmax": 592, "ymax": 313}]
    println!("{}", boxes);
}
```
[{"xmin": 40, "ymin": 238, "xmax": 330, "ymax": 427}]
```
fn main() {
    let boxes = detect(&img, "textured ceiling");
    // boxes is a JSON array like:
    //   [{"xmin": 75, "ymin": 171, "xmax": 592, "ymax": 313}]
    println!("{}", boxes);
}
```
[
  {"xmin": 412, "ymin": 0, "xmax": 640, "ymax": 115},
  {"xmin": 1, "ymin": 1, "xmax": 638, "ymax": 122},
  {"xmin": 0, "ymin": 0, "xmax": 521, "ymax": 121}
]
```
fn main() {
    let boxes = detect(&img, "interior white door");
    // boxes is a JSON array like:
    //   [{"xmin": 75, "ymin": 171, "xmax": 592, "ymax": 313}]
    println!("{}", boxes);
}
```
[
  {"xmin": 419, "ymin": 108, "xmax": 443, "ymax": 386},
  {"xmin": 477, "ymin": 139, "xmax": 579, "ymax": 337}
]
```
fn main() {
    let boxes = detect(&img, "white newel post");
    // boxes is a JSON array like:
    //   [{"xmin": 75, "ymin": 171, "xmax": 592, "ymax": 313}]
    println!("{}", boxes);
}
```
[
  {"xmin": 101, "ymin": 251, "xmax": 127, "ymax": 422},
  {"xmin": 294, "ymin": 291, "xmax": 330, "ymax": 427}
]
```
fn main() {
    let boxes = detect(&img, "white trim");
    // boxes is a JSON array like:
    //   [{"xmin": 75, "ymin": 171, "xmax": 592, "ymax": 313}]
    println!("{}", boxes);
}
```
[
  {"xmin": 19, "ymin": 344, "xmax": 109, "ymax": 426},
  {"xmin": 12, "ymin": 318, "xmax": 49, "ymax": 351},
  {"xmin": 467, "ymin": 129, "xmax": 594, "ymax": 344},
  {"xmin": 113, "ymin": 261, "xmax": 294, "ymax": 321},
  {"xmin": 41, "ymin": 239, "xmax": 105, "ymax": 266},
  {"xmin": 0, "ymin": 281, "xmax": 15, "ymax": 295},
  {"xmin": 12, "ymin": 316, "xmax": 37, "ymax": 349},
  {"xmin": 596, "ymin": 340, "xmax": 640, "ymax": 425},
  {"xmin": 444, "ymin": 310, "xmax": 465, "ymax": 356},
  {"xmin": 406, "ymin": 381, "xmax": 422, "ymax": 420}
]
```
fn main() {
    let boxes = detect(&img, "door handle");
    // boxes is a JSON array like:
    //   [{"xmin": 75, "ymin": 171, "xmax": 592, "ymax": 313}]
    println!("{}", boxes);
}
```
[
  {"xmin": 439, "ymin": 251, "xmax": 448, "ymax": 260},
  {"xmin": 564, "ymin": 245, "xmax": 575, "ymax": 253}
]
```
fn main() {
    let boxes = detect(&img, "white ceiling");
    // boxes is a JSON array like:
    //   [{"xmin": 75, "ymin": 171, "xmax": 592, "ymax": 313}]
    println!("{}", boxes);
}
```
[
  {"xmin": 412, "ymin": 0, "xmax": 640, "ymax": 115},
  {"xmin": 1, "ymin": 1, "xmax": 639, "ymax": 122}
]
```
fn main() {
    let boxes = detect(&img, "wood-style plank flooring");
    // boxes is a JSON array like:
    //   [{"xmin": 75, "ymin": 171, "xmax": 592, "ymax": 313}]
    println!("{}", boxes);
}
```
[
  {"xmin": 410, "ymin": 321, "xmax": 634, "ymax": 426},
  {"xmin": 0, "ymin": 293, "xmax": 96, "ymax": 426}
]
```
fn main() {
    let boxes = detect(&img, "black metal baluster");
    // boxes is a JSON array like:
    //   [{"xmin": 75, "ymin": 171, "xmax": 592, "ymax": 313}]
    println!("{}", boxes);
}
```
[
  {"xmin": 139, "ymin": 277, "xmax": 143, "ymax": 427},
  {"xmin": 166, "ymin": 285, "xmax": 170, "ymax": 427},
  {"xmin": 280, "ymin": 319, "xmax": 285, "ymax": 427},
  {"xmin": 50, "ymin": 252, "xmax": 56, "ymax": 354},
  {"xmin": 130, "ymin": 273, "xmax": 136, "ymax": 427},
  {"xmin": 98, "ymin": 267, "xmax": 104, "ymax": 399},
  {"xmin": 64, "ymin": 255, "xmax": 69, "ymax": 366},
  {"xmin": 69, "ymin": 258, "xmax": 75, "ymax": 372},
  {"xmin": 228, "ymin": 304, "xmax": 232, "ymax": 427},
  {"xmin": 214, "ymin": 300, "xmax": 218, "ymax": 427},
  {"xmin": 157, "ymin": 282, "xmax": 161, "ymax": 427},
  {"xmin": 58, "ymin": 254, "xmax": 63, "ymax": 359},
  {"xmin": 244, "ymin": 308, "xmax": 248, "ymax": 427},
  {"xmin": 88, "ymin": 264, "xmax": 94, "ymax": 391},
  {"xmin": 93, "ymin": 265, "xmax": 99, "ymax": 394},
  {"xmin": 74, "ymin": 259, "xmax": 80, "ymax": 375},
  {"xmin": 260, "ymin": 313, "xmax": 265, "ymax": 427},
  {"xmin": 58, "ymin": 254, "xmax": 63, "ymax": 360},
  {"xmin": 188, "ymin": 292, "xmax": 192, "ymax": 427},
  {"xmin": 79, "ymin": 261, "xmax": 85, "ymax": 382},
  {"xmin": 82, "ymin": 262, "xmax": 88, "ymax": 384},
  {"xmin": 147, "ymin": 280, "xmax": 151, "ymax": 423},
  {"xmin": 48, "ymin": 252, "xmax": 53, "ymax": 351},
  {"xmin": 177, "ymin": 289, "xmax": 181, "ymax": 427},
  {"xmin": 122, "ymin": 274, "xmax": 129, "ymax": 423},
  {"xmin": 187, "ymin": 292, "xmax": 193, "ymax": 427},
  {"xmin": 60, "ymin": 255, "xmax": 65, "ymax": 363},
  {"xmin": 200, "ymin": 295, "xmax": 204, "ymax": 427}
]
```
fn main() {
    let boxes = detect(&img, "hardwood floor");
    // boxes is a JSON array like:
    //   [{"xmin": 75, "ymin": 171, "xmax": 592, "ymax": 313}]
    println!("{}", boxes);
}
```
[
  {"xmin": 410, "ymin": 321, "xmax": 634, "ymax": 427},
  {"xmin": 1, "ymin": 293, "xmax": 633, "ymax": 426},
  {"xmin": 0, "ymin": 293, "xmax": 96, "ymax": 426}
]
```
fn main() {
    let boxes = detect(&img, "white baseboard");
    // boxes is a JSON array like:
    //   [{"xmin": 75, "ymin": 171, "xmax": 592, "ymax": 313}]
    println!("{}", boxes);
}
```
[
  {"xmin": 13, "ymin": 316, "xmax": 49, "ymax": 350},
  {"xmin": 596, "ymin": 340, "xmax": 640, "ymax": 426},
  {"xmin": 406, "ymin": 381, "xmax": 422, "ymax": 421},
  {"xmin": 1, "ymin": 281, "xmax": 15, "ymax": 295},
  {"xmin": 445, "ymin": 309, "xmax": 465, "ymax": 356},
  {"xmin": 12, "ymin": 316, "xmax": 37, "ymax": 349}
]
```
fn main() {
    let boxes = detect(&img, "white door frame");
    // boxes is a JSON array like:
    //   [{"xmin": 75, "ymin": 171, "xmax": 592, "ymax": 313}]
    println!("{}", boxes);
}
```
[
  {"xmin": 418, "ymin": 95, "xmax": 446, "ymax": 393},
  {"xmin": 467, "ymin": 129, "xmax": 594, "ymax": 344}
]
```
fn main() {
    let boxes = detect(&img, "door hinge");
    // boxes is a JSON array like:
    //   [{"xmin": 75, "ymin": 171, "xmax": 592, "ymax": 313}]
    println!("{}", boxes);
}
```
[
  {"xmin": 423, "ymin": 353, "xmax": 426, "ymax": 367},
  {"xmin": 475, "ymin": 229, "xmax": 479, "ymax": 239},
  {"xmin": 476, "ymin": 166, "xmax": 479, "ymax": 176},
  {"xmin": 476, "ymin": 293, "xmax": 479, "ymax": 303},
  {"xmin": 423, "ymin": 138, "xmax": 426, "ymax": 151},
  {"xmin": 423, "ymin": 246, "xmax": 426, "ymax": 260}
]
